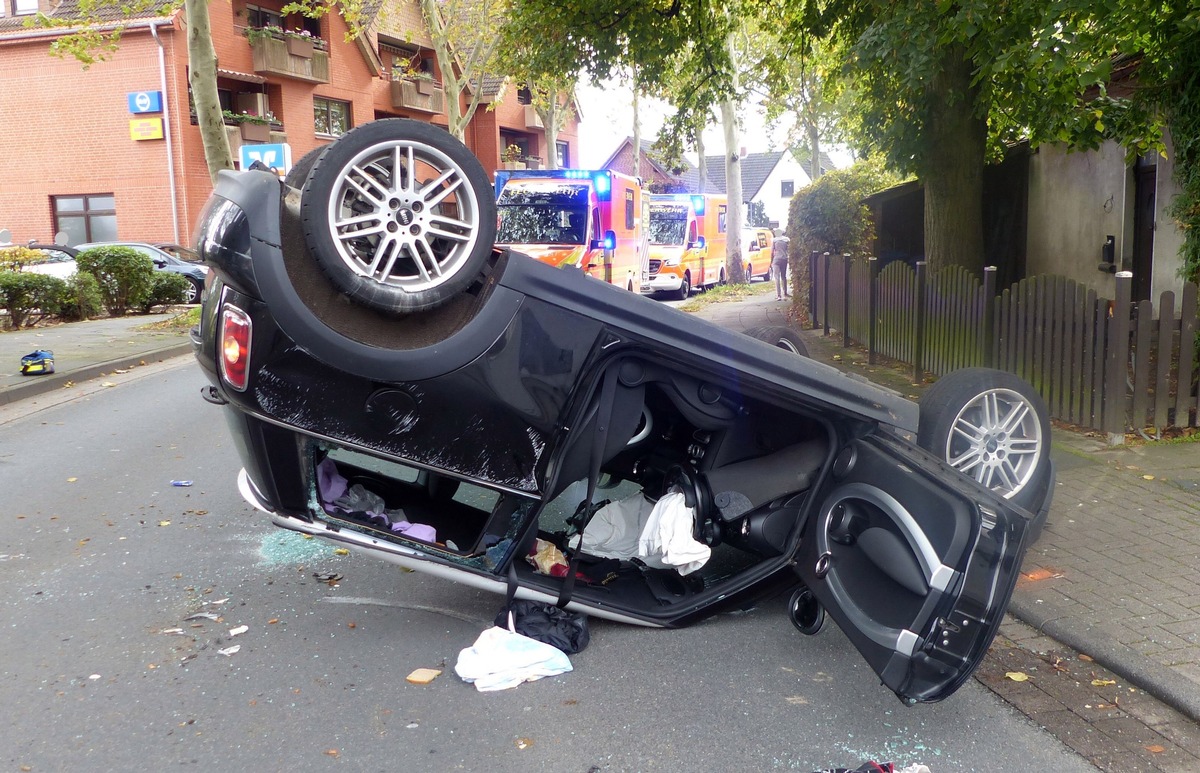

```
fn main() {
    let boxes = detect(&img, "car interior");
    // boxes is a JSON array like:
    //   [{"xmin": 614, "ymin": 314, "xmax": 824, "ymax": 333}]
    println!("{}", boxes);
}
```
[{"xmin": 307, "ymin": 353, "xmax": 840, "ymax": 617}]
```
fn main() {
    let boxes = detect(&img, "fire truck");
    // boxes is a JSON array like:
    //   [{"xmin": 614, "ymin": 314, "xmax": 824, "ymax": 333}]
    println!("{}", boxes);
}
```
[{"xmin": 494, "ymin": 169, "xmax": 648, "ymax": 292}]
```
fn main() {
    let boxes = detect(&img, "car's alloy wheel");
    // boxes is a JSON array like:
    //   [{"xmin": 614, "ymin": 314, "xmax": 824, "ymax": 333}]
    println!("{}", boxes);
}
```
[
  {"xmin": 917, "ymin": 368, "xmax": 1050, "ymax": 511},
  {"xmin": 300, "ymin": 119, "xmax": 496, "ymax": 314},
  {"xmin": 185, "ymin": 277, "xmax": 202, "ymax": 304}
]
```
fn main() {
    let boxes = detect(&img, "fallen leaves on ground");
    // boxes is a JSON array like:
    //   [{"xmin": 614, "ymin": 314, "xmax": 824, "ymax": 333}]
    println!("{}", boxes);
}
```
[{"xmin": 1005, "ymin": 671, "xmax": 1031, "ymax": 682}]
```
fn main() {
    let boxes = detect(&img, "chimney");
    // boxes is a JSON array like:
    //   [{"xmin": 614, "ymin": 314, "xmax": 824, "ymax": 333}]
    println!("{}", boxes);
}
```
[{"xmin": 740, "ymin": 146, "xmax": 747, "ymax": 158}]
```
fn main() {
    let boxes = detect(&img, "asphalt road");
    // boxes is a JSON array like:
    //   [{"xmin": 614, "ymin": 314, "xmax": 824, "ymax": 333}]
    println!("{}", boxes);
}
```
[{"xmin": 0, "ymin": 359, "xmax": 1097, "ymax": 771}]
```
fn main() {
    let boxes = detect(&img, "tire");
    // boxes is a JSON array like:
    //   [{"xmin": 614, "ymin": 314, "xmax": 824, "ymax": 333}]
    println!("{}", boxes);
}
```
[
  {"xmin": 745, "ymin": 262, "xmax": 753, "ymax": 281},
  {"xmin": 300, "ymin": 118, "xmax": 496, "ymax": 315},
  {"xmin": 718, "ymin": 267, "xmax": 727, "ymax": 286},
  {"xmin": 917, "ymin": 368, "xmax": 1051, "ymax": 511},
  {"xmin": 285, "ymin": 145, "xmax": 328, "ymax": 190},
  {"xmin": 674, "ymin": 272, "xmax": 691, "ymax": 301},
  {"xmin": 185, "ymin": 277, "xmax": 203, "ymax": 304},
  {"xmin": 742, "ymin": 325, "xmax": 809, "ymax": 357}
]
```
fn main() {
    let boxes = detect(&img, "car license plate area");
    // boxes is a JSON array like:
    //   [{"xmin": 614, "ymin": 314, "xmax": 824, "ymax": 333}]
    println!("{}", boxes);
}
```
[{"xmin": 308, "ymin": 443, "xmax": 532, "ymax": 564}]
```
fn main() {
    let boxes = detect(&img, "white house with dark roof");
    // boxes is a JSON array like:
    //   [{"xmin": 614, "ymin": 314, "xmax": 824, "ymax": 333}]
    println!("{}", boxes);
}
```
[{"xmin": 598, "ymin": 137, "xmax": 831, "ymax": 229}]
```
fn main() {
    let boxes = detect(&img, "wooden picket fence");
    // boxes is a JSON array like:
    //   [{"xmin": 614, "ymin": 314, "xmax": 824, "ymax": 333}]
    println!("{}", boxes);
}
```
[{"xmin": 810, "ymin": 252, "xmax": 1200, "ymax": 436}]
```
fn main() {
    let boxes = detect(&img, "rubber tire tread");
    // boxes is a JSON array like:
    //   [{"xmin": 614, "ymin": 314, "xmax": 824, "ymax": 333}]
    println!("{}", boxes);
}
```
[{"xmin": 741, "ymin": 325, "xmax": 809, "ymax": 357}]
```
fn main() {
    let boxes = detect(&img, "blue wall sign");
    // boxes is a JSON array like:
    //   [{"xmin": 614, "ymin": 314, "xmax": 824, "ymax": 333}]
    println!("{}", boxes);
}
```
[
  {"xmin": 239, "ymin": 143, "xmax": 293, "ymax": 176},
  {"xmin": 127, "ymin": 91, "xmax": 163, "ymax": 114}
]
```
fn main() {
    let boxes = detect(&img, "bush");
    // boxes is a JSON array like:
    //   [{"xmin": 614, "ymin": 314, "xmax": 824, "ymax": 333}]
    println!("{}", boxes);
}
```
[
  {"xmin": 0, "ymin": 270, "xmax": 66, "ymax": 328},
  {"xmin": 75, "ymin": 245, "xmax": 155, "ymax": 316},
  {"xmin": 785, "ymin": 158, "xmax": 902, "ymax": 325},
  {"xmin": 138, "ymin": 271, "xmax": 189, "ymax": 314},
  {"xmin": 57, "ymin": 271, "xmax": 104, "ymax": 322}
]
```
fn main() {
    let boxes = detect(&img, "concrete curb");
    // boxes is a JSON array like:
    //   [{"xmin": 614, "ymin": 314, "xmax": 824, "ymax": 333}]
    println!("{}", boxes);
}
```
[
  {"xmin": 0, "ymin": 343, "xmax": 194, "ymax": 407},
  {"xmin": 1009, "ymin": 594, "xmax": 1200, "ymax": 724}
]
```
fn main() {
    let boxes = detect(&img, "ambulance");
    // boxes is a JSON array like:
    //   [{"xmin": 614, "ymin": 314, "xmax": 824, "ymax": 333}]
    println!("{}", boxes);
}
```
[
  {"xmin": 494, "ymin": 169, "xmax": 648, "ymax": 292},
  {"xmin": 643, "ymin": 193, "xmax": 729, "ymax": 300}
]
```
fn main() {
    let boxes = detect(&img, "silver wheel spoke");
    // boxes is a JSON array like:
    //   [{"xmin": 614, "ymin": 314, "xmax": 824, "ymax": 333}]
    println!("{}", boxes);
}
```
[
  {"xmin": 426, "ymin": 225, "xmax": 472, "ymax": 243},
  {"xmin": 344, "ymin": 173, "xmax": 385, "ymax": 206},
  {"xmin": 422, "ymin": 174, "xmax": 463, "ymax": 207},
  {"xmin": 429, "ymin": 213, "xmax": 472, "ymax": 232},
  {"xmin": 335, "ymin": 212, "xmax": 384, "ymax": 231},
  {"xmin": 410, "ymin": 239, "xmax": 441, "ymax": 280}
]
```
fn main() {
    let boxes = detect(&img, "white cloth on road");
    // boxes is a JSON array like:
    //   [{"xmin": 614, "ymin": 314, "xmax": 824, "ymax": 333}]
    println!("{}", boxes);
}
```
[{"xmin": 454, "ymin": 622, "xmax": 572, "ymax": 692}]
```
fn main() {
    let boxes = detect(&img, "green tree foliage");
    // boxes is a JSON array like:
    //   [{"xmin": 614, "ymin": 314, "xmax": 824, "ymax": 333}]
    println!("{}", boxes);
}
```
[
  {"xmin": 785, "ymin": 158, "xmax": 900, "ymax": 324},
  {"xmin": 75, "ymin": 245, "xmax": 155, "ymax": 317},
  {"xmin": 0, "ymin": 271, "xmax": 66, "ymax": 329}
]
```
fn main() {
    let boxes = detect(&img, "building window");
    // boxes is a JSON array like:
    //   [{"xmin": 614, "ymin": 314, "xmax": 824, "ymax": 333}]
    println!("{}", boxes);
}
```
[
  {"xmin": 53, "ymin": 194, "xmax": 117, "ymax": 245},
  {"xmin": 2, "ymin": 0, "xmax": 38, "ymax": 15},
  {"xmin": 556, "ymin": 140, "xmax": 569, "ymax": 167},
  {"xmin": 780, "ymin": 180, "xmax": 795, "ymax": 198},
  {"xmin": 314, "ymin": 97, "xmax": 350, "ymax": 137},
  {"xmin": 516, "ymin": 86, "xmax": 532, "ymax": 105},
  {"xmin": 246, "ymin": 4, "xmax": 283, "ymax": 30}
]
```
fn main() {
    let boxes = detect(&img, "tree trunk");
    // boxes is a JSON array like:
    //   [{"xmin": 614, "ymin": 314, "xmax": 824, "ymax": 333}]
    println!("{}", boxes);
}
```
[
  {"xmin": 186, "ymin": 0, "xmax": 232, "ymax": 184},
  {"xmin": 537, "ymin": 95, "xmax": 561, "ymax": 169},
  {"xmin": 806, "ymin": 120, "xmax": 821, "ymax": 183},
  {"xmin": 721, "ymin": 96, "xmax": 745, "ymax": 284},
  {"xmin": 721, "ymin": 29, "xmax": 745, "ymax": 284},
  {"xmin": 631, "ymin": 73, "xmax": 641, "ymax": 178},
  {"xmin": 922, "ymin": 46, "xmax": 986, "ymax": 273},
  {"xmin": 696, "ymin": 119, "xmax": 706, "ymax": 193}
]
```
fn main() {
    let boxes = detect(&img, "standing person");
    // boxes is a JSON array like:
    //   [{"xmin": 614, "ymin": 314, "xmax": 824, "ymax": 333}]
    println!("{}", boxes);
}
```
[{"xmin": 771, "ymin": 230, "xmax": 791, "ymax": 300}]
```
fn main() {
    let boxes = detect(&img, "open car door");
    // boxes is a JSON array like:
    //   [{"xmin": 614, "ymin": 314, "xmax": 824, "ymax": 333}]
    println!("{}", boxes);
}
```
[{"xmin": 793, "ymin": 431, "xmax": 1032, "ymax": 705}]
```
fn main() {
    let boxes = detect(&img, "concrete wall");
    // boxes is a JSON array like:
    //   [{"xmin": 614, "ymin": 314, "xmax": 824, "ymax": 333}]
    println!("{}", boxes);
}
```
[{"xmin": 1027, "ymin": 139, "xmax": 1185, "ymax": 298}]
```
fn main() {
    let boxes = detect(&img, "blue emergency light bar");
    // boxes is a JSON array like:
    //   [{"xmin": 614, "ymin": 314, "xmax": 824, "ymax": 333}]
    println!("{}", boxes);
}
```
[{"xmin": 494, "ymin": 169, "xmax": 615, "ymax": 201}]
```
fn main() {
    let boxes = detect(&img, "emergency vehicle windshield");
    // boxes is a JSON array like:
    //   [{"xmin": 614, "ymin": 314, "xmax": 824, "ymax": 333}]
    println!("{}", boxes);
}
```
[
  {"xmin": 648, "ymin": 204, "xmax": 688, "ymax": 246},
  {"xmin": 496, "ymin": 184, "xmax": 589, "ymax": 245}
]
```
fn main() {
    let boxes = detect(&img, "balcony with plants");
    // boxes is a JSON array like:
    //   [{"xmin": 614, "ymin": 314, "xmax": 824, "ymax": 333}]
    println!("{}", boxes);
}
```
[
  {"xmin": 389, "ymin": 65, "xmax": 445, "ymax": 114},
  {"xmin": 222, "ymin": 109, "xmax": 283, "ymax": 143},
  {"xmin": 245, "ymin": 25, "xmax": 330, "ymax": 83}
]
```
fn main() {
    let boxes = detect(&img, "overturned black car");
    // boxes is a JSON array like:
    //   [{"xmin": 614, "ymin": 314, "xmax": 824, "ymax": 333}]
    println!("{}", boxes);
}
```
[{"xmin": 191, "ymin": 119, "xmax": 1053, "ymax": 705}]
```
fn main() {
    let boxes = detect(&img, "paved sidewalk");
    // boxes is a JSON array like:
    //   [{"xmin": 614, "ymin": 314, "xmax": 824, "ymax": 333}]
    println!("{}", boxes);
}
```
[
  {"xmin": 0, "ymin": 312, "xmax": 192, "ymax": 406},
  {"xmin": 686, "ymin": 289, "xmax": 1200, "ymax": 724},
  {"xmin": 4, "ymin": 289, "xmax": 1200, "ymax": 728}
]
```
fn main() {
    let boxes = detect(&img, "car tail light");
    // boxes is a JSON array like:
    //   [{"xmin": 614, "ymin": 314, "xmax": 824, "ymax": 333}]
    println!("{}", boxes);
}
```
[{"xmin": 219, "ymin": 305, "xmax": 252, "ymax": 391}]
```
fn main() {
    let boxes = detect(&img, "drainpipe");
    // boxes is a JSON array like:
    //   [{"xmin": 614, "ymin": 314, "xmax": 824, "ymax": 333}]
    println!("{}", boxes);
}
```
[{"xmin": 150, "ymin": 20, "xmax": 181, "ymax": 244}]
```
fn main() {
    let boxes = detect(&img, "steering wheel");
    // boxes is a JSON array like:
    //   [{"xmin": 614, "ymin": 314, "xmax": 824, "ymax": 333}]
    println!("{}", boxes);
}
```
[{"xmin": 665, "ymin": 464, "xmax": 720, "ymax": 546}]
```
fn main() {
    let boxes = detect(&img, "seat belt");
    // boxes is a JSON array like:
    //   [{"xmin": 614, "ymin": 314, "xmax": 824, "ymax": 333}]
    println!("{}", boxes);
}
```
[{"xmin": 556, "ymin": 364, "xmax": 621, "ymax": 609}]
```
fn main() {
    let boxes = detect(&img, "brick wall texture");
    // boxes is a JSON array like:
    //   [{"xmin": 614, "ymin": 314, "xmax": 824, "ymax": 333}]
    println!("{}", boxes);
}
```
[{"xmin": 0, "ymin": 0, "xmax": 579, "ymax": 245}]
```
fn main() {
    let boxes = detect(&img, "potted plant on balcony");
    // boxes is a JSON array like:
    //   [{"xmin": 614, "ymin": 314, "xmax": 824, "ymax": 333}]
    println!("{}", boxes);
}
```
[
  {"xmin": 284, "ymin": 28, "xmax": 315, "ymax": 58},
  {"xmin": 523, "ymin": 155, "xmax": 542, "ymax": 170},
  {"xmin": 501, "ymin": 144, "xmax": 526, "ymax": 170},
  {"xmin": 224, "ymin": 109, "xmax": 275, "ymax": 142}
]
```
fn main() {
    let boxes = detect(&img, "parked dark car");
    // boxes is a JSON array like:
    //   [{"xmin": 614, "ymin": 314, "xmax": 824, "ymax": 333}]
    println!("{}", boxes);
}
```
[
  {"xmin": 78, "ymin": 241, "xmax": 208, "ymax": 303},
  {"xmin": 190, "ymin": 119, "xmax": 1053, "ymax": 705},
  {"xmin": 153, "ymin": 242, "xmax": 203, "ymax": 264}
]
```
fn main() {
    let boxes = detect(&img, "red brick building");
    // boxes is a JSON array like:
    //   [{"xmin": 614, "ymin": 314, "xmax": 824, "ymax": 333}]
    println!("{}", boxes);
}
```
[{"xmin": 0, "ymin": 0, "xmax": 578, "ymax": 246}]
